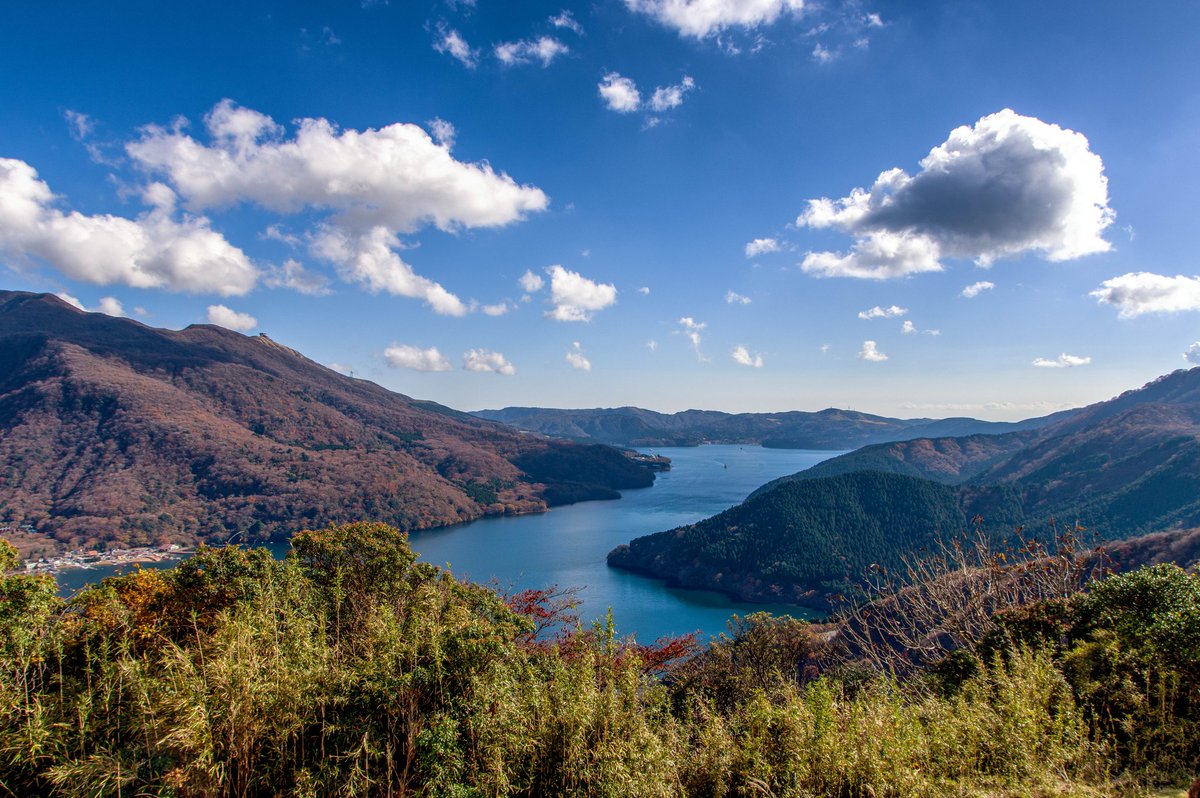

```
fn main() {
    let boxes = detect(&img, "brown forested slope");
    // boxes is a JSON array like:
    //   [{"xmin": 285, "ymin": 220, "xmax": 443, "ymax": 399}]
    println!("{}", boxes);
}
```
[{"xmin": 0, "ymin": 291, "xmax": 652, "ymax": 552}]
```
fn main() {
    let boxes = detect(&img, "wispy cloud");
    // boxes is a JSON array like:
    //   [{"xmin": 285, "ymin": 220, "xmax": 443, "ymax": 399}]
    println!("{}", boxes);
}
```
[
  {"xmin": 858, "ymin": 305, "xmax": 906, "ymax": 320},
  {"xmin": 1032, "ymin": 353, "xmax": 1091, "ymax": 368},
  {"xmin": 731, "ymin": 344, "xmax": 763, "ymax": 367}
]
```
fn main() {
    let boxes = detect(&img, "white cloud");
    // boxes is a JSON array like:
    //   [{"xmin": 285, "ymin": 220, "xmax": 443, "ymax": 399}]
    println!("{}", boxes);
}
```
[
  {"xmin": 679, "ymin": 316, "xmax": 706, "ymax": 359},
  {"xmin": 519, "ymin": 269, "xmax": 545, "ymax": 293},
  {"xmin": 480, "ymin": 302, "xmax": 512, "ymax": 316},
  {"xmin": 1032, "ymin": 353, "xmax": 1091, "ymax": 368},
  {"xmin": 56, "ymin": 292, "xmax": 85, "ymax": 310},
  {"xmin": 599, "ymin": 73, "xmax": 696, "ymax": 116},
  {"xmin": 858, "ymin": 340, "xmax": 887, "ymax": 361},
  {"xmin": 857, "ymin": 304, "xmax": 906, "ymax": 319},
  {"xmin": 550, "ymin": 10, "xmax": 584, "ymax": 34},
  {"xmin": 744, "ymin": 237, "xmax": 780, "ymax": 258},
  {"xmin": 649, "ymin": 76, "xmax": 696, "ymax": 111},
  {"xmin": 731, "ymin": 344, "xmax": 763, "ymax": 367},
  {"xmin": 812, "ymin": 43, "xmax": 836, "ymax": 63},
  {"xmin": 598, "ymin": 72, "xmax": 642, "ymax": 113},
  {"xmin": 647, "ymin": 339, "xmax": 658, "ymax": 351},
  {"xmin": 726, "ymin": 290, "xmax": 751, "ymax": 305},
  {"xmin": 1185, "ymin": 343, "xmax": 1200, "ymax": 365},
  {"xmin": 865, "ymin": 12, "xmax": 883, "ymax": 27},
  {"xmin": 428, "ymin": 117, "xmax": 456, "ymax": 148},
  {"xmin": 54, "ymin": 293, "xmax": 129, "ymax": 317},
  {"xmin": 262, "ymin": 224, "xmax": 300, "ymax": 247},
  {"xmin": 63, "ymin": 109, "xmax": 93, "ymax": 140},
  {"xmin": 327, "ymin": 362, "xmax": 354, "ymax": 376},
  {"xmin": 384, "ymin": 344, "xmax": 453, "ymax": 372},
  {"xmin": 434, "ymin": 25, "xmax": 479, "ymax": 68},
  {"xmin": 546, "ymin": 264, "xmax": 617, "ymax": 321},
  {"xmin": 638, "ymin": 286, "xmax": 651, "ymax": 295},
  {"xmin": 495, "ymin": 36, "xmax": 569, "ymax": 67},
  {"xmin": 127, "ymin": 100, "xmax": 548, "ymax": 236},
  {"xmin": 63, "ymin": 109, "xmax": 114, "ymax": 165},
  {"xmin": 625, "ymin": 0, "xmax": 806, "ymax": 39},
  {"xmin": 264, "ymin": 258, "xmax": 331, "ymax": 296},
  {"xmin": 798, "ymin": 109, "xmax": 1114, "ymax": 279},
  {"xmin": 309, "ymin": 226, "xmax": 467, "ymax": 315},
  {"xmin": 901, "ymin": 320, "xmax": 916, "ymax": 334},
  {"xmin": 0, "ymin": 157, "xmax": 258, "ymax": 296},
  {"xmin": 565, "ymin": 341, "xmax": 592, "ymax": 371},
  {"xmin": 97, "ymin": 296, "xmax": 127, "ymax": 317},
  {"xmin": 207, "ymin": 304, "xmax": 257, "ymax": 332},
  {"xmin": 463, "ymin": 348, "xmax": 516, "ymax": 375},
  {"xmin": 960, "ymin": 280, "xmax": 995, "ymax": 298},
  {"xmin": 1090, "ymin": 272, "xmax": 1200, "ymax": 319}
]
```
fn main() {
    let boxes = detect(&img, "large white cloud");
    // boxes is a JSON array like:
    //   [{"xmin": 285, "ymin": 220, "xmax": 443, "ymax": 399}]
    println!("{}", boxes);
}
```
[
  {"xmin": 384, "ymin": 344, "xmax": 453, "ymax": 372},
  {"xmin": 626, "ymin": 0, "xmax": 806, "ymax": 38},
  {"xmin": 546, "ymin": 265, "xmax": 617, "ymax": 321},
  {"xmin": 0, "ymin": 158, "xmax": 257, "ymax": 295},
  {"xmin": 1184, "ymin": 343, "xmax": 1200, "ymax": 365},
  {"xmin": 798, "ymin": 110, "xmax": 1114, "ymax": 279},
  {"xmin": 126, "ymin": 100, "xmax": 548, "ymax": 235},
  {"xmin": 207, "ymin": 304, "xmax": 257, "ymax": 332},
  {"xmin": 1090, "ymin": 272, "xmax": 1200, "ymax": 318},
  {"xmin": 463, "ymin": 348, "xmax": 516, "ymax": 375}
]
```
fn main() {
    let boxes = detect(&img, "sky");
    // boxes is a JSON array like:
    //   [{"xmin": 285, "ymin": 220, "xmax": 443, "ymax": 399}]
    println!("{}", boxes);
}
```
[{"xmin": 2, "ymin": 0, "xmax": 1199, "ymax": 420}]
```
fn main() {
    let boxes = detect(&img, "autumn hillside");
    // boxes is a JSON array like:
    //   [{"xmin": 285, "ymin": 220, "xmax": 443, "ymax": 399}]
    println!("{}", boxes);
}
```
[{"xmin": 0, "ymin": 291, "xmax": 653, "ymax": 555}]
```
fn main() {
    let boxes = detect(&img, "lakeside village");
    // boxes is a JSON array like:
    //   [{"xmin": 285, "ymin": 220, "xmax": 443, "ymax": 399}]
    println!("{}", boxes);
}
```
[{"xmin": 1, "ymin": 523, "xmax": 189, "ymax": 575}]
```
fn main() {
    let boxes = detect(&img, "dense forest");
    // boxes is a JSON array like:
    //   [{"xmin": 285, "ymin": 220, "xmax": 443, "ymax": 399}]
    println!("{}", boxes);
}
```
[
  {"xmin": 611, "ymin": 368, "xmax": 1200, "ymax": 604},
  {"xmin": 2, "ymin": 523, "xmax": 1197, "ymax": 796}
]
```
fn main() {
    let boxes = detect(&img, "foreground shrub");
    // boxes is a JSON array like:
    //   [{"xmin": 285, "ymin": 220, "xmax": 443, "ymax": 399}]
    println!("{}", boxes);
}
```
[{"xmin": 0, "ymin": 528, "xmax": 1195, "ymax": 796}]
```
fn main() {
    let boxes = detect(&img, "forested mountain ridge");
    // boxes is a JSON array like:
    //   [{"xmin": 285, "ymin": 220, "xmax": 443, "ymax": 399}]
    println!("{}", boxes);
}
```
[
  {"xmin": 0, "ymin": 291, "xmax": 653, "ymax": 556},
  {"xmin": 610, "ymin": 368, "xmax": 1200, "ymax": 605},
  {"xmin": 472, "ymin": 404, "xmax": 1072, "ymax": 450}
]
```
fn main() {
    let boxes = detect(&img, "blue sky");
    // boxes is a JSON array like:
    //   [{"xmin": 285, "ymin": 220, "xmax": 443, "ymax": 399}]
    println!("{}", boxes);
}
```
[{"xmin": 2, "ymin": 0, "xmax": 1198, "ymax": 419}]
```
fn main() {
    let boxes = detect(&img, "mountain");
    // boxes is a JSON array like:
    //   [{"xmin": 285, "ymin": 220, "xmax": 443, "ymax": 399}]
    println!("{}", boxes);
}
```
[
  {"xmin": 0, "ymin": 291, "xmax": 654, "ymax": 555},
  {"xmin": 609, "ymin": 368, "xmax": 1200, "ymax": 606},
  {"xmin": 471, "ymin": 405, "xmax": 1070, "ymax": 450}
]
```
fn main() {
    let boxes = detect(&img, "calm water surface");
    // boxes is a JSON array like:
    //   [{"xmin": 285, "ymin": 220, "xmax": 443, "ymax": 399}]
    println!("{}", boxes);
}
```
[{"xmin": 57, "ymin": 445, "xmax": 838, "ymax": 642}]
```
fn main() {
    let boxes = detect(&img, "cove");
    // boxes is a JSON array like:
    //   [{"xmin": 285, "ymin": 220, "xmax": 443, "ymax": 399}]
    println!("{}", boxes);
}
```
[{"xmin": 55, "ymin": 445, "xmax": 838, "ymax": 642}]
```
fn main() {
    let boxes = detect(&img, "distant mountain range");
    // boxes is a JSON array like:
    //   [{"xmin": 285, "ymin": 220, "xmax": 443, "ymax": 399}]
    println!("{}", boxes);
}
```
[
  {"xmin": 0, "ymin": 291, "xmax": 653, "ymax": 556},
  {"xmin": 608, "ymin": 368, "xmax": 1200, "ymax": 607},
  {"xmin": 471, "ymin": 405, "xmax": 1075, "ymax": 450}
]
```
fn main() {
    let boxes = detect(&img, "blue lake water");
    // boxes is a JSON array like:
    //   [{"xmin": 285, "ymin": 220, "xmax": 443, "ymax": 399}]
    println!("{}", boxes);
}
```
[{"xmin": 55, "ymin": 445, "xmax": 839, "ymax": 642}]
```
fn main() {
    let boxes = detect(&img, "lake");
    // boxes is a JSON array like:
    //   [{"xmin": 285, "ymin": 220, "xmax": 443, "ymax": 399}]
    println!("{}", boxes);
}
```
[{"xmin": 55, "ymin": 445, "xmax": 838, "ymax": 642}]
